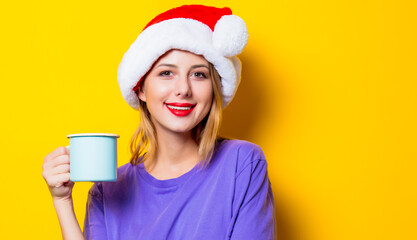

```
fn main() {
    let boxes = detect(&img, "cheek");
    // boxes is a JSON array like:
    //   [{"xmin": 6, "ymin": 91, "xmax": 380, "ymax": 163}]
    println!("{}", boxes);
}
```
[
  {"xmin": 194, "ymin": 82, "xmax": 213, "ymax": 104},
  {"xmin": 145, "ymin": 83, "xmax": 171, "ymax": 101}
]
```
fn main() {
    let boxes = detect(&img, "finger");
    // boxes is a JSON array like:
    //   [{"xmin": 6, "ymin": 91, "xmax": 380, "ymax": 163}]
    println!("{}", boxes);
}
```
[
  {"xmin": 42, "ymin": 166, "xmax": 68, "ymax": 183},
  {"xmin": 47, "ymin": 173, "xmax": 71, "ymax": 188},
  {"xmin": 55, "ymin": 173, "xmax": 71, "ymax": 188},
  {"xmin": 42, "ymin": 155, "xmax": 70, "ymax": 171},
  {"xmin": 51, "ymin": 164, "xmax": 70, "ymax": 175},
  {"xmin": 44, "ymin": 146, "xmax": 68, "ymax": 163},
  {"xmin": 43, "ymin": 162, "xmax": 70, "ymax": 181},
  {"xmin": 50, "ymin": 154, "xmax": 70, "ymax": 167}
]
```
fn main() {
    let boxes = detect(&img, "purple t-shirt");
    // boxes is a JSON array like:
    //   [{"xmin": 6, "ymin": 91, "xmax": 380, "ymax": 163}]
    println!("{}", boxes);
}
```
[{"xmin": 83, "ymin": 139, "xmax": 276, "ymax": 239}]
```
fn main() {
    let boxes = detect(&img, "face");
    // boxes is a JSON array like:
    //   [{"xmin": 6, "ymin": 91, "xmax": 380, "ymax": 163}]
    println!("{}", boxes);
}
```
[{"xmin": 138, "ymin": 49, "xmax": 213, "ymax": 136}]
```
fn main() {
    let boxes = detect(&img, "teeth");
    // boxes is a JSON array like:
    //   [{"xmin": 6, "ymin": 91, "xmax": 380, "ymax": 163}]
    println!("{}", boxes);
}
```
[{"xmin": 167, "ymin": 105, "xmax": 192, "ymax": 110}]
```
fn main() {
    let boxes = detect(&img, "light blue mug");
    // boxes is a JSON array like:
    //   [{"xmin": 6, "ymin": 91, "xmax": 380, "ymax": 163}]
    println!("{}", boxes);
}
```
[{"xmin": 66, "ymin": 133, "xmax": 120, "ymax": 182}]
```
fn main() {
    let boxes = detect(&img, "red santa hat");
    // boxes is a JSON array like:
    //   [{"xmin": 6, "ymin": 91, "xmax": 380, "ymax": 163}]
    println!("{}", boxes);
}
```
[{"xmin": 117, "ymin": 4, "xmax": 249, "ymax": 109}]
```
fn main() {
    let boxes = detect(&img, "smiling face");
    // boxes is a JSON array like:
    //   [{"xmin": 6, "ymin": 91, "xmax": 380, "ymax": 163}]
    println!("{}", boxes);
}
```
[{"xmin": 138, "ymin": 49, "xmax": 214, "ymax": 136}]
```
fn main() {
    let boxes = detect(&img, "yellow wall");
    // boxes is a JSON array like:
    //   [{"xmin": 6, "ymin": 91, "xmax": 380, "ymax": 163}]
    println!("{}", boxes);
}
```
[{"xmin": 1, "ymin": 0, "xmax": 416, "ymax": 239}]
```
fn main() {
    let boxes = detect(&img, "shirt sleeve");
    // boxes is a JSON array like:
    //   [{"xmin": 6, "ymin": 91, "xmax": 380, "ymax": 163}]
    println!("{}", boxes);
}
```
[
  {"xmin": 83, "ymin": 182, "xmax": 108, "ymax": 240},
  {"xmin": 230, "ymin": 158, "xmax": 277, "ymax": 240}
]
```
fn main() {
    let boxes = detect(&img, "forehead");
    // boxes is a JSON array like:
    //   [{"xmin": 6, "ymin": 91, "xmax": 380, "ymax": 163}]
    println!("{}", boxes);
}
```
[{"xmin": 154, "ymin": 49, "xmax": 209, "ymax": 66}]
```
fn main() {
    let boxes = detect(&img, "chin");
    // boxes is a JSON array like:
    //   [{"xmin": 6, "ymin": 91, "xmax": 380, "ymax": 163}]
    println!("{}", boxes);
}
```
[
  {"xmin": 161, "ymin": 122, "xmax": 191, "ymax": 133},
  {"xmin": 171, "ymin": 126, "xmax": 195, "ymax": 134}
]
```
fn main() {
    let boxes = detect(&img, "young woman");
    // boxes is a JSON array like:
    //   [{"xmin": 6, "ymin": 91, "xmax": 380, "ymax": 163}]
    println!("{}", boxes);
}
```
[{"xmin": 43, "ymin": 5, "xmax": 276, "ymax": 240}]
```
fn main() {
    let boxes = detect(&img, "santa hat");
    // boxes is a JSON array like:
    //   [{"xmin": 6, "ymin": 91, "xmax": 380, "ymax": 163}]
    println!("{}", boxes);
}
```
[{"xmin": 117, "ymin": 4, "xmax": 248, "ymax": 110}]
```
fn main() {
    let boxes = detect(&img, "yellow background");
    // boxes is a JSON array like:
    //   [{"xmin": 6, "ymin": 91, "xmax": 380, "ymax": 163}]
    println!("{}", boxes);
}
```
[{"xmin": 1, "ymin": 0, "xmax": 416, "ymax": 239}]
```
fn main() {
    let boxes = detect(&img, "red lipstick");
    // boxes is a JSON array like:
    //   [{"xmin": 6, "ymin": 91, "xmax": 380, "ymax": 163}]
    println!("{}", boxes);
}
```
[{"xmin": 165, "ymin": 102, "xmax": 196, "ymax": 117}]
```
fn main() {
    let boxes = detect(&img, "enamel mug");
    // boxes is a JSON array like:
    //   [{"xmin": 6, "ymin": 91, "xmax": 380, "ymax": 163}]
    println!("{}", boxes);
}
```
[{"xmin": 66, "ymin": 133, "xmax": 120, "ymax": 182}]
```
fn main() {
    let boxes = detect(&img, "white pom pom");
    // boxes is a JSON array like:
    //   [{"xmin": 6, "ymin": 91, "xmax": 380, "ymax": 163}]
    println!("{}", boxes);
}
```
[{"xmin": 213, "ymin": 15, "xmax": 248, "ymax": 57}]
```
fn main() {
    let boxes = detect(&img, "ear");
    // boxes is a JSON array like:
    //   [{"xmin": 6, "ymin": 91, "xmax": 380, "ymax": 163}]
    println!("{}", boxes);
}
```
[{"xmin": 138, "ymin": 88, "xmax": 146, "ymax": 102}]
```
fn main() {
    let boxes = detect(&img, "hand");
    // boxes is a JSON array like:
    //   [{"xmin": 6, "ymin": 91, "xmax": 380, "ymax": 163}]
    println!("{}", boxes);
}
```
[{"xmin": 42, "ymin": 146, "xmax": 74, "ymax": 201}]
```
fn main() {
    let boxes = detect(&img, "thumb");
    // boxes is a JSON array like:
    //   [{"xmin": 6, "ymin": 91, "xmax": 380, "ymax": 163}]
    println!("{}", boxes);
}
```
[{"xmin": 63, "ymin": 180, "xmax": 74, "ymax": 188}]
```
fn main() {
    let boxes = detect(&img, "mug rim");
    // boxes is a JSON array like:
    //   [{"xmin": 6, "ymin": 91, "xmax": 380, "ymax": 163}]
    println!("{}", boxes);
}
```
[{"xmin": 67, "ymin": 133, "xmax": 120, "ymax": 138}]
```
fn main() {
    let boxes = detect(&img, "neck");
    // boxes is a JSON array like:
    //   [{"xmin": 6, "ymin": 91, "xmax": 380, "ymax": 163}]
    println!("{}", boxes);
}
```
[{"xmin": 145, "ymin": 129, "xmax": 200, "ymax": 176}]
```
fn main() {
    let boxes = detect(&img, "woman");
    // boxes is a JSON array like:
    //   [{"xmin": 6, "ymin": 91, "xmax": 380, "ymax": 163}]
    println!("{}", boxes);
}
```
[{"xmin": 43, "ymin": 5, "xmax": 276, "ymax": 240}]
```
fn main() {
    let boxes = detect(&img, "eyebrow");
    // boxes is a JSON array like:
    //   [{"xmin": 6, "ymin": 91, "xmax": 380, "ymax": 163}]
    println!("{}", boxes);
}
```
[{"xmin": 156, "ymin": 63, "xmax": 209, "ymax": 70}]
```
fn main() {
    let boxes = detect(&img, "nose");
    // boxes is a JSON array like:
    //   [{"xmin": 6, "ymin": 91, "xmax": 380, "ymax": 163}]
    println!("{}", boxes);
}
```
[{"xmin": 174, "ymin": 74, "xmax": 192, "ymax": 97}]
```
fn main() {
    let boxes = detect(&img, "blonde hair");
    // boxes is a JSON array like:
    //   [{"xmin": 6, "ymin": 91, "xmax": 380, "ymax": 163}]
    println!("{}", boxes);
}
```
[{"xmin": 129, "ymin": 62, "xmax": 223, "ymax": 168}]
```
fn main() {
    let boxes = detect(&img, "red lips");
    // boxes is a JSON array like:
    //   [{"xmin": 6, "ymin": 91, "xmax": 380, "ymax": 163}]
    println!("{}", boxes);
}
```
[{"xmin": 165, "ymin": 102, "xmax": 196, "ymax": 117}]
